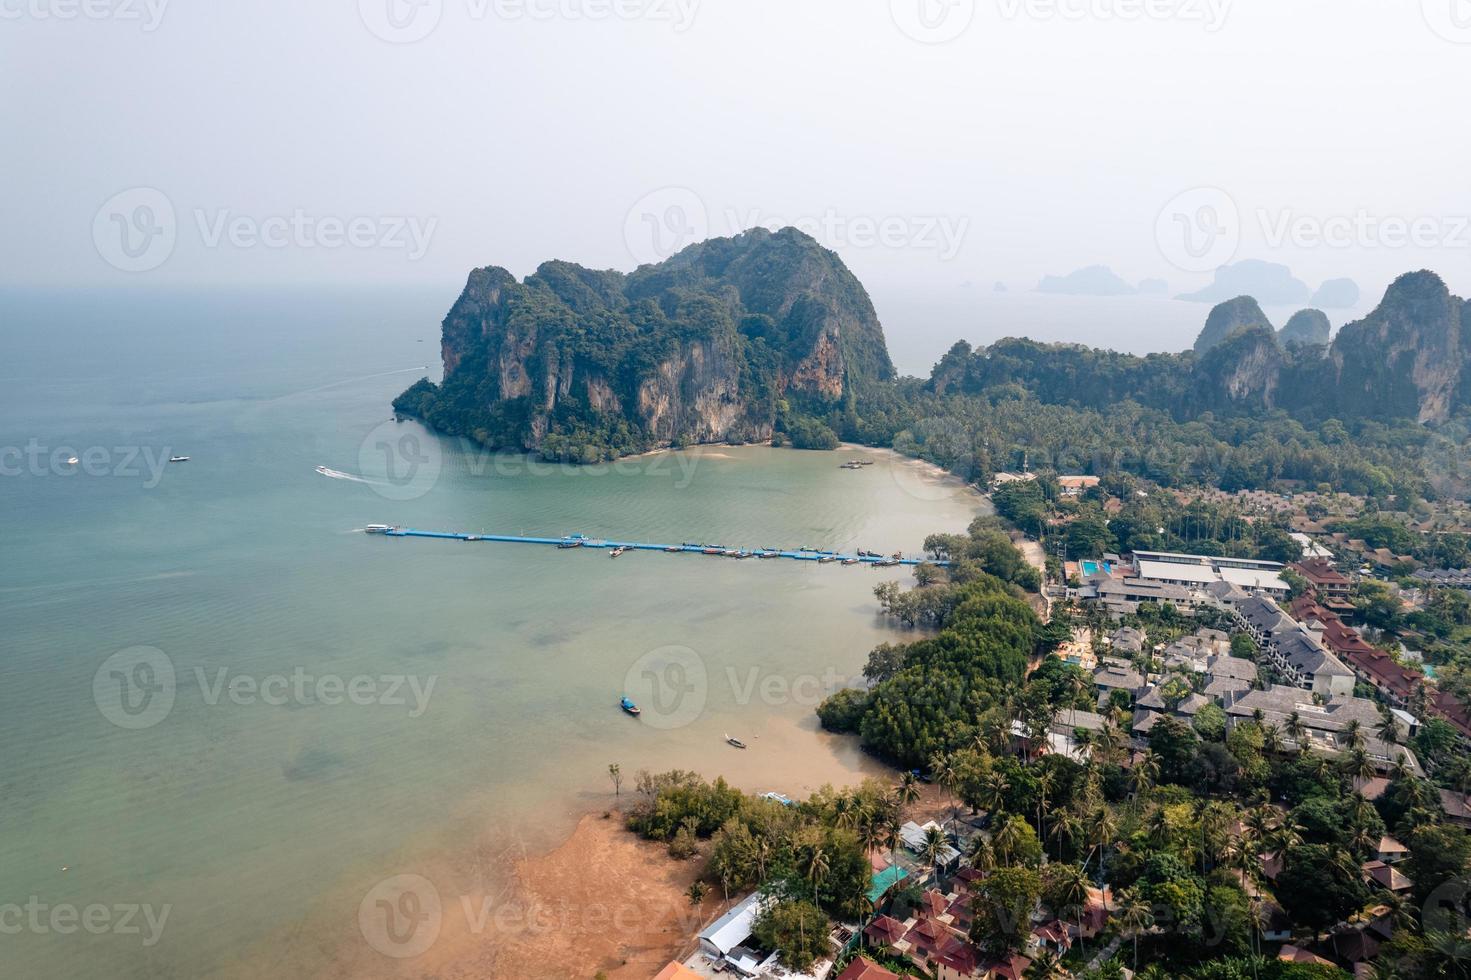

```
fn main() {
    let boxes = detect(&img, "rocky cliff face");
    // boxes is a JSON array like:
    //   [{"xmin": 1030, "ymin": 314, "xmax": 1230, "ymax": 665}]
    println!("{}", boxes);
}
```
[
  {"xmin": 1329, "ymin": 271, "xmax": 1469, "ymax": 423},
  {"xmin": 1192, "ymin": 296, "xmax": 1275, "ymax": 354},
  {"xmin": 395, "ymin": 228, "xmax": 893, "ymax": 459},
  {"xmin": 1194, "ymin": 324, "xmax": 1284, "ymax": 410},
  {"xmin": 1278, "ymin": 309, "xmax": 1331, "ymax": 348}
]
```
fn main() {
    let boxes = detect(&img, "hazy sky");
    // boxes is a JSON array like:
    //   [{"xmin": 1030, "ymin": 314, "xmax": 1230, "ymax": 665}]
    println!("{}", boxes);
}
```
[{"xmin": 5, "ymin": 0, "xmax": 1470, "ymax": 320}]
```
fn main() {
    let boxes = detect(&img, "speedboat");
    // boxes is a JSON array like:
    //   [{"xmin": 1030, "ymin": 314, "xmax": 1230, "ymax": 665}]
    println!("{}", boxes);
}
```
[
  {"xmin": 664, "ymin": 545, "xmax": 683, "ymax": 553},
  {"xmin": 702, "ymin": 547, "xmax": 723, "ymax": 555},
  {"xmin": 620, "ymin": 697, "xmax": 641, "ymax": 717},
  {"xmin": 65, "ymin": 456, "xmax": 79, "ymax": 465},
  {"xmin": 842, "ymin": 557, "xmax": 860, "ymax": 566},
  {"xmin": 818, "ymin": 555, "xmax": 838, "ymax": 564},
  {"xmin": 725, "ymin": 734, "xmax": 748, "ymax": 749},
  {"xmin": 365, "ymin": 525, "xmax": 395, "ymax": 534},
  {"xmin": 168, "ymin": 456, "xmax": 189, "ymax": 463},
  {"xmin": 610, "ymin": 546, "xmax": 629, "ymax": 558},
  {"xmin": 558, "ymin": 538, "xmax": 584, "ymax": 549},
  {"xmin": 757, "ymin": 550, "xmax": 780, "ymax": 559}
]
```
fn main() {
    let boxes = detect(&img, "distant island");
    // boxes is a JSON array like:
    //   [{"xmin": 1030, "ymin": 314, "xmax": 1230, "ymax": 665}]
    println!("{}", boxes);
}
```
[
  {"xmin": 1035, "ymin": 265, "xmax": 1137, "ymax": 296},
  {"xmin": 398, "ymin": 228, "xmax": 1470, "ymax": 501}
]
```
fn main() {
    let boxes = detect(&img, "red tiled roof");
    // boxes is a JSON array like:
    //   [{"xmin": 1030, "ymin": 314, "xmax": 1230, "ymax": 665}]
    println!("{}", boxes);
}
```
[
  {"xmin": 933, "ymin": 937, "xmax": 979, "ymax": 975},
  {"xmin": 865, "ymin": 915, "xmax": 908, "ymax": 947},
  {"xmin": 835, "ymin": 956, "xmax": 900, "ymax": 980},
  {"xmin": 1292, "ymin": 558, "xmax": 1350, "ymax": 588}
]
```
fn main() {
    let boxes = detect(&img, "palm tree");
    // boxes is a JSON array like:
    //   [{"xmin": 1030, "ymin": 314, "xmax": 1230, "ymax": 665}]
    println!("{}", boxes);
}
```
[
  {"xmin": 1376, "ymin": 708, "xmax": 1401, "ymax": 747},
  {"xmin": 1036, "ymin": 768, "xmax": 1056, "ymax": 844},
  {"xmin": 1052, "ymin": 862, "xmax": 1091, "ymax": 956},
  {"xmin": 1117, "ymin": 888, "xmax": 1154, "ymax": 972},
  {"xmin": 921, "ymin": 825, "xmax": 950, "ymax": 881},
  {"xmin": 1425, "ymin": 929, "xmax": 1471, "ymax": 978},
  {"xmin": 1086, "ymin": 806, "xmax": 1118, "ymax": 879},
  {"xmin": 993, "ymin": 817, "xmax": 1024, "ymax": 866},
  {"xmin": 1129, "ymin": 752, "xmax": 1160, "ymax": 810},
  {"xmin": 895, "ymin": 771, "xmax": 922, "ymax": 824},
  {"xmin": 1068, "ymin": 668, "xmax": 1090, "ymax": 727},
  {"xmin": 979, "ymin": 770, "xmax": 1011, "ymax": 819},
  {"xmin": 1286, "ymin": 711, "xmax": 1308, "ymax": 753},
  {"xmin": 804, "ymin": 843, "xmax": 829, "ymax": 909},
  {"xmin": 1261, "ymin": 722, "xmax": 1285, "ymax": 755},
  {"xmin": 1343, "ymin": 747, "xmax": 1376, "ymax": 784},
  {"xmin": 968, "ymin": 834, "xmax": 995, "ymax": 872},
  {"xmin": 931, "ymin": 752, "xmax": 960, "ymax": 833},
  {"xmin": 1029, "ymin": 949, "xmax": 1066, "ymax": 980},
  {"xmin": 1199, "ymin": 801, "xmax": 1234, "ymax": 874},
  {"xmin": 1345, "ymin": 719, "xmax": 1367, "ymax": 751},
  {"xmin": 1049, "ymin": 807, "xmax": 1081, "ymax": 862}
]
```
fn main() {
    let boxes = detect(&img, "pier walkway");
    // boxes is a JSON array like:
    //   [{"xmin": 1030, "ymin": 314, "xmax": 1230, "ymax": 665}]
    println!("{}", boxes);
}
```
[{"xmin": 375, "ymin": 529, "xmax": 944, "ymax": 566}]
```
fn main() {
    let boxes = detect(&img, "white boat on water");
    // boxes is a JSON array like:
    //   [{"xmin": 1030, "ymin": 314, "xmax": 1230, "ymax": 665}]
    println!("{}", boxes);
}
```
[
  {"xmin": 365, "ymin": 525, "xmax": 395, "ymax": 534},
  {"xmin": 169, "ymin": 456, "xmax": 190, "ymax": 463},
  {"xmin": 65, "ymin": 456, "xmax": 79, "ymax": 465}
]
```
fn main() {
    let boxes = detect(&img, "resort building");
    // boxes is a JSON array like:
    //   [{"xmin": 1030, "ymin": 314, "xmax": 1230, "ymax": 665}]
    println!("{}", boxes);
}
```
[
  {"xmin": 1056, "ymin": 475, "xmax": 1101, "ymax": 497},
  {"xmin": 1290, "ymin": 558, "xmax": 1354, "ymax": 612},
  {"xmin": 1130, "ymin": 550, "xmax": 1289, "ymax": 595},
  {"xmin": 1085, "ymin": 577, "xmax": 1195, "ymax": 618},
  {"xmin": 1222, "ymin": 685, "xmax": 1421, "ymax": 775},
  {"xmin": 1233, "ymin": 596, "xmax": 1355, "ymax": 697}
]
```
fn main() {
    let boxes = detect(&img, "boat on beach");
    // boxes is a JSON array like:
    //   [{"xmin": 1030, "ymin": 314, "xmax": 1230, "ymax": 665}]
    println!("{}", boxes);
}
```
[
  {"xmin": 620, "ymin": 697, "xmax": 641, "ymax": 717},
  {"xmin": 725, "ymin": 733, "xmax": 748, "ymax": 749}
]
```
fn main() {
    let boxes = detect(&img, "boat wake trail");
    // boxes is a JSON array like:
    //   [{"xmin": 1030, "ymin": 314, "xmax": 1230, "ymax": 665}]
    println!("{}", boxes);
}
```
[{"xmin": 314, "ymin": 465, "xmax": 386, "ymax": 486}]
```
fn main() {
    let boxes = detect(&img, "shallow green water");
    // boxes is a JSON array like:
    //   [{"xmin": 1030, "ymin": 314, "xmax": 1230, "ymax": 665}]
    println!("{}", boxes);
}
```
[{"xmin": 0, "ymin": 288, "xmax": 985, "ymax": 978}]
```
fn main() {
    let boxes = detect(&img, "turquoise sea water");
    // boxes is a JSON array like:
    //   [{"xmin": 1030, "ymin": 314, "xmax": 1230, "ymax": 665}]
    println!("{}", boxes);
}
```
[{"xmin": 0, "ymin": 288, "xmax": 986, "ymax": 979}]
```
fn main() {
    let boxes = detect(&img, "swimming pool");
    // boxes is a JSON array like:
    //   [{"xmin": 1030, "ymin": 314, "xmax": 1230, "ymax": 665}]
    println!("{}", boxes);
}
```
[{"xmin": 1081, "ymin": 560, "xmax": 1113, "ymax": 577}]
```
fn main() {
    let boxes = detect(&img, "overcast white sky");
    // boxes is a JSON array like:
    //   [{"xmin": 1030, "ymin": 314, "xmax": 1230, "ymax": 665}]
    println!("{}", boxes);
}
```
[{"xmin": 4, "ymin": 0, "xmax": 1470, "ymax": 309}]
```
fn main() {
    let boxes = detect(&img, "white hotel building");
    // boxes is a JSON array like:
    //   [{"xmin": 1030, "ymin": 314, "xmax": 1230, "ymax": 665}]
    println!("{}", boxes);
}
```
[{"xmin": 1130, "ymin": 550, "xmax": 1290, "ymax": 597}]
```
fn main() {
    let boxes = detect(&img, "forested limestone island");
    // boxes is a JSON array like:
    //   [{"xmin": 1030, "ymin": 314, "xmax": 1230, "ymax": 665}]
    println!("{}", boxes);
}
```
[
  {"xmin": 396, "ymin": 229, "xmax": 1471, "ymax": 500},
  {"xmin": 393, "ymin": 226, "xmax": 893, "ymax": 462}
]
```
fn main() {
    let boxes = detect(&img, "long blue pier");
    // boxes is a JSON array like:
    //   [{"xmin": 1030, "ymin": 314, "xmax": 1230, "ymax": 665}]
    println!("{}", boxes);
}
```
[{"xmin": 373, "ymin": 528, "xmax": 944, "ymax": 567}]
